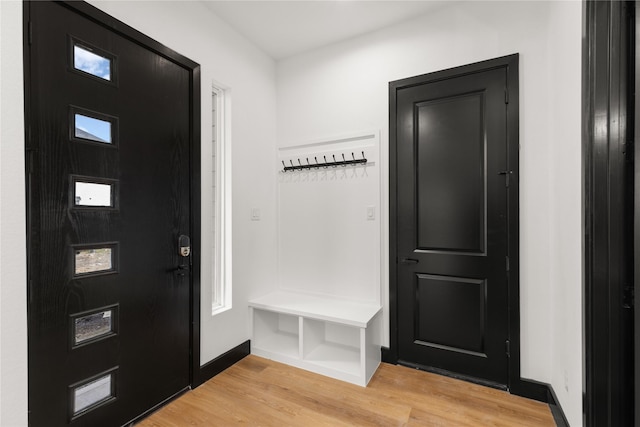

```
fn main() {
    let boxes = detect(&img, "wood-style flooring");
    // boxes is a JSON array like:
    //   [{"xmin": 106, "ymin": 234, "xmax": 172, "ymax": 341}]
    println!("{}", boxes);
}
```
[{"xmin": 136, "ymin": 355, "xmax": 555, "ymax": 426}]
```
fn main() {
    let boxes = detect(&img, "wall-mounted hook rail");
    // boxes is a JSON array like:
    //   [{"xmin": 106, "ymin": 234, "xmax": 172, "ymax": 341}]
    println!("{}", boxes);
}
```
[{"xmin": 282, "ymin": 151, "xmax": 368, "ymax": 172}]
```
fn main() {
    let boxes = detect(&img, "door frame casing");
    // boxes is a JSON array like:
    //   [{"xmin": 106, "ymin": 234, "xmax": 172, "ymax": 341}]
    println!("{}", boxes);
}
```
[
  {"xmin": 387, "ymin": 54, "xmax": 521, "ymax": 390},
  {"xmin": 22, "ymin": 0, "xmax": 205, "ymax": 398},
  {"xmin": 583, "ymin": 1, "xmax": 635, "ymax": 426}
]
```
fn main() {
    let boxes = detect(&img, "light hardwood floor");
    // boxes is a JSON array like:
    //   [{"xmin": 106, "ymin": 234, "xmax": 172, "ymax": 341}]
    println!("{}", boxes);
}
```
[{"xmin": 137, "ymin": 355, "xmax": 555, "ymax": 426}]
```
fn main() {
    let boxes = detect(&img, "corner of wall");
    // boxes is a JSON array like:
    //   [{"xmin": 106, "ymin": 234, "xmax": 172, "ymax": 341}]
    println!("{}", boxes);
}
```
[{"xmin": 546, "ymin": 1, "xmax": 583, "ymax": 426}]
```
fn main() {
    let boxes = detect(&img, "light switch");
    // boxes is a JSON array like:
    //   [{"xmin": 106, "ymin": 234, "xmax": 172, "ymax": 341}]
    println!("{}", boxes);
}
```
[
  {"xmin": 366, "ymin": 206, "xmax": 375, "ymax": 221},
  {"xmin": 251, "ymin": 208, "xmax": 261, "ymax": 221}
]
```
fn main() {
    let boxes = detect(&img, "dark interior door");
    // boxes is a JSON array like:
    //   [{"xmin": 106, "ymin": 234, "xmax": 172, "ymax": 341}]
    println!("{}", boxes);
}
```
[
  {"xmin": 26, "ymin": 2, "xmax": 193, "ymax": 425},
  {"xmin": 391, "ymin": 56, "xmax": 518, "ymax": 388}
]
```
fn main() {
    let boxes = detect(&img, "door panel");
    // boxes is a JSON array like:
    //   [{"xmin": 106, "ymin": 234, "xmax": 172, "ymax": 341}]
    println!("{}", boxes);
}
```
[
  {"xmin": 416, "ymin": 93, "xmax": 485, "ymax": 253},
  {"xmin": 27, "ymin": 2, "xmax": 194, "ymax": 426},
  {"xmin": 415, "ymin": 274, "xmax": 486, "ymax": 355},
  {"xmin": 392, "ymin": 57, "xmax": 517, "ymax": 387}
]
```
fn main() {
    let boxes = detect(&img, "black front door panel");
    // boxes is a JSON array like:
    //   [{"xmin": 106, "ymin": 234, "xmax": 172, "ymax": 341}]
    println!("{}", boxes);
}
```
[{"xmin": 26, "ymin": 2, "xmax": 192, "ymax": 425}]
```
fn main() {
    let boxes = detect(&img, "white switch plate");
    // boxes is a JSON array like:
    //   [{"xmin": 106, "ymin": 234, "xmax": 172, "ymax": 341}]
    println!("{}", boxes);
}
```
[
  {"xmin": 251, "ymin": 208, "xmax": 261, "ymax": 221},
  {"xmin": 366, "ymin": 206, "xmax": 375, "ymax": 220}
]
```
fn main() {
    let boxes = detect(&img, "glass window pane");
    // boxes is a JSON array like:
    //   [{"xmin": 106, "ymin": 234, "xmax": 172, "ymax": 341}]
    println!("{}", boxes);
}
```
[
  {"xmin": 74, "ymin": 45, "xmax": 111, "ymax": 81},
  {"xmin": 75, "ymin": 248, "xmax": 113, "ymax": 275},
  {"xmin": 75, "ymin": 182, "xmax": 112, "ymax": 207},
  {"xmin": 73, "ymin": 374, "xmax": 113, "ymax": 415},
  {"xmin": 74, "ymin": 310, "xmax": 113, "ymax": 345},
  {"xmin": 75, "ymin": 114, "xmax": 112, "ymax": 144}
]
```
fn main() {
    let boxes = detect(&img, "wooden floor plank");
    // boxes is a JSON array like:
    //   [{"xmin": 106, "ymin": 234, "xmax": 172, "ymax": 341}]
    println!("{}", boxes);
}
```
[
  {"xmin": 369, "ymin": 365, "xmax": 553, "ymax": 427},
  {"xmin": 253, "ymin": 364, "xmax": 411, "ymax": 426},
  {"xmin": 136, "ymin": 355, "xmax": 555, "ymax": 426}
]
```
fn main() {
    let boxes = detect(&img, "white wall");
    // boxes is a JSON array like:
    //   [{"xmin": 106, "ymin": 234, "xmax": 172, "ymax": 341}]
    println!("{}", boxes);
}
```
[
  {"xmin": 0, "ymin": 1, "xmax": 278, "ymax": 424},
  {"xmin": 0, "ymin": 2, "xmax": 28, "ymax": 425},
  {"xmin": 547, "ymin": 1, "xmax": 583, "ymax": 423},
  {"xmin": 276, "ymin": 2, "xmax": 582, "ymax": 425}
]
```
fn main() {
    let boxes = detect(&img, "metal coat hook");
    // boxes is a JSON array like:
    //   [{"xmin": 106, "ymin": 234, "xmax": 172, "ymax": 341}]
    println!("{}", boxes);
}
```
[{"xmin": 281, "ymin": 151, "xmax": 368, "ymax": 172}]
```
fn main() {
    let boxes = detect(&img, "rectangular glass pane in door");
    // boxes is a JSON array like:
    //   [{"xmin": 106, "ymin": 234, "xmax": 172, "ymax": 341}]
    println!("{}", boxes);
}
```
[
  {"xmin": 69, "ymin": 106, "xmax": 118, "ymax": 147},
  {"xmin": 75, "ymin": 181, "xmax": 112, "ymax": 206},
  {"xmin": 74, "ymin": 113, "xmax": 112, "ymax": 144},
  {"xmin": 73, "ymin": 307, "xmax": 117, "ymax": 346},
  {"xmin": 71, "ymin": 369, "xmax": 117, "ymax": 417},
  {"xmin": 73, "ymin": 243, "xmax": 118, "ymax": 277},
  {"xmin": 73, "ymin": 44, "xmax": 112, "ymax": 81}
]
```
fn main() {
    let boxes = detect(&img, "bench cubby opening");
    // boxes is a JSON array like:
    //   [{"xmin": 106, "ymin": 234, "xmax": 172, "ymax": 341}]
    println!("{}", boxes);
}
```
[{"xmin": 252, "ymin": 309, "xmax": 300, "ymax": 360}]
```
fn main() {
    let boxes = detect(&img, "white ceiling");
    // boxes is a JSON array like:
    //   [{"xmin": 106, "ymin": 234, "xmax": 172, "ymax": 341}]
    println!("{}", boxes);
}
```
[{"xmin": 202, "ymin": 1, "xmax": 448, "ymax": 60}]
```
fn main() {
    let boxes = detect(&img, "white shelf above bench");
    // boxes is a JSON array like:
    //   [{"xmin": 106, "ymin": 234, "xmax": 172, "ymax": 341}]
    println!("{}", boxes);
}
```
[{"xmin": 249, "ymin": 291, "xmax": 382, "ymax": 387}]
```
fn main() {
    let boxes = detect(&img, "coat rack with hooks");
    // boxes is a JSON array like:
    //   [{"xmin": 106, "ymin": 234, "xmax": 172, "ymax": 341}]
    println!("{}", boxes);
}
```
[
  {"xmin": 276, "ymin": 129, "xmax": 381, "ymax": 300},
  {"xmin": 281, "ymin": 151, "xmax": 367, "ymax": 172}
]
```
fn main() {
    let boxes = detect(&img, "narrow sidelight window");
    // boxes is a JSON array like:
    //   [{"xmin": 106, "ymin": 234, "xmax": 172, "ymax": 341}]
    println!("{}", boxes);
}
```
[{"xmin": 211, "ymin": 84, "xmax": 232, "ymax": 315}]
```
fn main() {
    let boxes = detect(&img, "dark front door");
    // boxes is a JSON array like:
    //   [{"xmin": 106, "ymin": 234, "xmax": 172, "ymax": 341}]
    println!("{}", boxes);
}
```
[
  {"xmin": 390, "ymin": 55, "xmax": 519, "ymax": 388},
  {"xmin": 26, "ymin": 2, "xmax": 196, "ymax": 425}
]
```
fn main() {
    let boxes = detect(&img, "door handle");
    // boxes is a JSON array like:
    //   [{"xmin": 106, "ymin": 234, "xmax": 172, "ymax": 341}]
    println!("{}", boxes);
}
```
[
  {"xmin": 173, "ymin": 264, "xmax": 190, "ymax": 277},
  {"xmin": 399, "ymin": 258, "xmax": 419, "ymax": 265},
  {"xmin": 175, "ymin": 235, "xmax": 191, "ymax": 277}
]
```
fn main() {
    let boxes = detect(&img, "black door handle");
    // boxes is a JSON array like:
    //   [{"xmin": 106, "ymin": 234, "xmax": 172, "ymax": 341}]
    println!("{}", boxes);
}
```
[
  {"xmin": 399, "ymin": 258, "xmax": 419, "ymax": 265},
  {"xmin": 173, "ymin": 265, "xmax": 190, "ymax": 277}
]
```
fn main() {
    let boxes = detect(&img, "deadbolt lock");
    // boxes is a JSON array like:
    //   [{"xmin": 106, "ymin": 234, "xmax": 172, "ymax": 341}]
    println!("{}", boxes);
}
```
[{"xmin": 179, "ymin": 235, "xmax": 191, "ymax": 257}]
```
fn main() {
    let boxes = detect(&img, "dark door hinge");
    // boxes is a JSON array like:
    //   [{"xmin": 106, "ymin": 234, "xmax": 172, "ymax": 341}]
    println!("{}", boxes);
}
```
[
  {"xmin": 623, "ymin": 140, "xmax": 634, "ymax": 159},
  {"xmin": 506, "ymin": 256, "xmax": 510, "ymax": 272},
  {"xmin": 505, "ymin": 89, "xmax": 509, "ymax": 104},
  {"xmin": 498, "ymin": 170, "xmax": 512, "ymax": 187},
  {"xmin": 506, "ymin": 340, "xmax": 511, "ymax": 357},
  {"xmin": 623, "ymin": 285, "xmax": 634, "ymax": 309},
  {"xmin": 26, "ymin": 148, "xmax": 37, "ymax": 175},
  {"xmin": 28, "ymin": 279, "xmax": 34, "ymax": 306}
]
